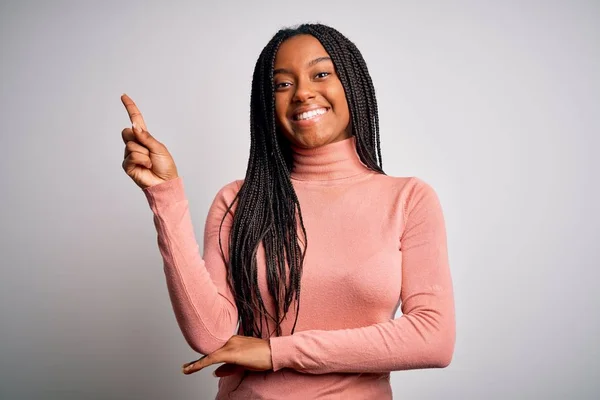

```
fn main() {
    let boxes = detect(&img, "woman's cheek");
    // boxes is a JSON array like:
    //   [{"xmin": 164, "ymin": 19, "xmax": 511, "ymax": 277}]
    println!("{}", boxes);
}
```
[{"xmin": 274, "ymin": 102, "xmax": 285, "ymax": 127}]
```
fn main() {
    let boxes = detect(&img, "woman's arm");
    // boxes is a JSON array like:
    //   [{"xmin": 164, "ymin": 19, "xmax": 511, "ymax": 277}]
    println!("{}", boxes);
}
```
[
  {"xmin": 269, "ymin": 178, "xmax": 455, "ymax": 374},
  {"xmin": 144, "ymin": 177, "xmax": 241, "ymax": 355}
]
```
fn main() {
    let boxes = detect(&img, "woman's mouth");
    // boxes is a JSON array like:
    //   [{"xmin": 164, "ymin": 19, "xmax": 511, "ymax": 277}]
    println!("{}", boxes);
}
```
[{"xmin": 291, "ymin": 107, "xmax": 329, "ymax": 126}]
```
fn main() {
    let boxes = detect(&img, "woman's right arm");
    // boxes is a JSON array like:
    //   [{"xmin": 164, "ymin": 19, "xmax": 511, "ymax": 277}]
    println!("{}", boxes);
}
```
[
  {"xmin": 119, "ymin": 94, "xmax": 239, "ymax": 355},
  {"xmin": 144, "ymin": 177, "xmax": 241, "ymax": 355}
]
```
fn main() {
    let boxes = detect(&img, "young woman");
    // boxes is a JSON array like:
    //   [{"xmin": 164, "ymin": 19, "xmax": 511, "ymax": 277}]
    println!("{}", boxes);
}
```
[{"xmin": 121, "ymin": 23, "xmax": 455, "ymax": 399}]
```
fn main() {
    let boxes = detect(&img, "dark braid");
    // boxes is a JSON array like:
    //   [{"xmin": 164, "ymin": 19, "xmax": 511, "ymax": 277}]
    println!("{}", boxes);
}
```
[{"xmin": 218, "ymin": 23, "xmax": 385, "ymax": 340}]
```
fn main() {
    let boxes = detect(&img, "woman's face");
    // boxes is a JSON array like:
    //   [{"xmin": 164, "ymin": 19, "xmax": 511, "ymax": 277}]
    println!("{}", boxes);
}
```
[{"xmin": 273, "ymin": 34, "xmax": 351, "ymax": 149}]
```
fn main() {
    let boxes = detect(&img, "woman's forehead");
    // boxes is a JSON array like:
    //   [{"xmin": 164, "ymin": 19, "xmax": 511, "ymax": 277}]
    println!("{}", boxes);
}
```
[{"xmin": 274, "ymin": 35, "xmax": 331, "ymax": 68}]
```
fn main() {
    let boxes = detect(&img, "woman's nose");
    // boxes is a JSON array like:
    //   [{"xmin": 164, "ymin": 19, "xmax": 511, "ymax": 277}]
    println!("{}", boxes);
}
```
[{"xmin": 292, "ymin": 79, "xmax": 316, "ymax": 103}]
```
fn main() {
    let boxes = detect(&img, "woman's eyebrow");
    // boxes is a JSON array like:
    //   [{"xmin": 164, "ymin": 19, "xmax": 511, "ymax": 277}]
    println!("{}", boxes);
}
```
[
  {"xmin": 274, "ymin": 56, "xmax": 333, "ymax": 76},
  {"xmin": 307, "ymin": 56, "xmax": 332, "ymax": 67}
]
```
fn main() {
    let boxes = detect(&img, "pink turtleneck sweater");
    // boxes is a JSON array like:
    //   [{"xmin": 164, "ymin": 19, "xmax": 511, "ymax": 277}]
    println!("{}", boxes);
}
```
[{"xmin": 143, "ymin": 136, "xmax": 455, "ymax": 399}]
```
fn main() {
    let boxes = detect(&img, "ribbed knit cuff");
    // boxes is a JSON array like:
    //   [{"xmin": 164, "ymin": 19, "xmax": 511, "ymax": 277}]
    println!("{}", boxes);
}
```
[
  {"xmin": 143, "ymin": 177, "xmax": 186, "ymax": 211},
  {"xmin": 269, "ymin": 334, "xmax": 298, "ymax": 372}
]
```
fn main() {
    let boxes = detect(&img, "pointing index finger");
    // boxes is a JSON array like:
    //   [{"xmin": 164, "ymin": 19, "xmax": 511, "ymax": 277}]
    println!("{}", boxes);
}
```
[{"xmin": 121, "ymin": 93, "xmax": 148, "ymax": 131}]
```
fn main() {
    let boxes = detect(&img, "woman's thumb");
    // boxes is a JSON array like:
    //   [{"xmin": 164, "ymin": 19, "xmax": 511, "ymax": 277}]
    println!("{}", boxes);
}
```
[{"xmin": 132, "ymin": 122, "xmax": 160, "ymax": 153}]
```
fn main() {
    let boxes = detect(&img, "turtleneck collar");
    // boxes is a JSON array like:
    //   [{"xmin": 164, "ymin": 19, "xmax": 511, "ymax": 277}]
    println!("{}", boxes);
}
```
[{"xmin": 289, "ymin": 136, "xmax": 372, "ymax": 182}]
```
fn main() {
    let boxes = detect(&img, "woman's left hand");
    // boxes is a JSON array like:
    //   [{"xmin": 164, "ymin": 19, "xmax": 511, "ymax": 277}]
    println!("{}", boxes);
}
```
[{"xmin": 182, "ymin": 335, "xmax": 273, "ymax": 377}]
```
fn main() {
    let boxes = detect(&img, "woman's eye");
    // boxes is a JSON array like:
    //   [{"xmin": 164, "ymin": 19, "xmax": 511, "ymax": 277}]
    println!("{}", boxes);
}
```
[
  {"xmin": 275, "ymin": 82, "xmax": 291, "ymax": 89},
  {"xmin": 315, "ymin": 72, "xmax": 330, "ymax": 79}
]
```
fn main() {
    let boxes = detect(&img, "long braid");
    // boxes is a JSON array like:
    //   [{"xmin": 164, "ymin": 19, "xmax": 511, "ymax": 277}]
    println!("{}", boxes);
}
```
[{"xmin": 218, "ymin": 23, "xmax": 384, "ymax": 341}]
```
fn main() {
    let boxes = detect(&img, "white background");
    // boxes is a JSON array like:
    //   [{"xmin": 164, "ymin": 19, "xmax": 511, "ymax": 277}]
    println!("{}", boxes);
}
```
[{"xmin": 1, "ymin": 0, "xmax": 598, "ymax": 398}]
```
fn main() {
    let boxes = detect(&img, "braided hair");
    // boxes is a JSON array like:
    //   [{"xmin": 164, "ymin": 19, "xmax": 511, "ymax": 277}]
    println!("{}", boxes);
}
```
[{"xmin": 219, "ymin": 23, "xmax": 385, "ymax": 340}]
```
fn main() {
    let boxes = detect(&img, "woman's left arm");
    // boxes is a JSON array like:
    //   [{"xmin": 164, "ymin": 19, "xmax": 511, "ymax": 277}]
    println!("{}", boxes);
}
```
[{"xmin": 269, "ymin": 178, "xmax": 456, "ymax": 374}]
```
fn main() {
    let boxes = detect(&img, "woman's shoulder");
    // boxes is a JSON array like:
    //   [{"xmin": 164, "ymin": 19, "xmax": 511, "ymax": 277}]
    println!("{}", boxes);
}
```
[
  {"xmin": 372, "ymin": 173, "xmax": 437, "ymax": 194},
  {"xmin": 370, "ymin": 173, "xmax": 444, "ymax": 213},
  {"xmin": 211, "ymin": 178, "xmax": 245, "ymax": 205},
  {"xmin": 203, "ymin": 179, "xmax": 245, "ymax": 222},
  {"xmin": 217, "ymin": 178, "xmax": 244, "ymax": 194}
]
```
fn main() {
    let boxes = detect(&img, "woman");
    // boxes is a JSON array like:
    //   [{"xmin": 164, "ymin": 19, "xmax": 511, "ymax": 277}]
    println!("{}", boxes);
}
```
[{"xmin": 121, "ymin": 23, "xmax": 455, "ymax": 399}]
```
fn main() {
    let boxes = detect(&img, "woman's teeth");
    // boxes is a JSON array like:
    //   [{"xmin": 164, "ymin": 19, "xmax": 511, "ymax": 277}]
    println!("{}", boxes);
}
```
[{"xmin": 295, "ymin": 108, "xmax": 327, "ymax": 121}]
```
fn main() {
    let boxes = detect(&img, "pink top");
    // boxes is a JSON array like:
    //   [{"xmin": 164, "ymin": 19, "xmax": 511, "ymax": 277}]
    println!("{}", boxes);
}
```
[{"xmin": 143, "ymin": 136, "xmax": 455, "ymax": 399}]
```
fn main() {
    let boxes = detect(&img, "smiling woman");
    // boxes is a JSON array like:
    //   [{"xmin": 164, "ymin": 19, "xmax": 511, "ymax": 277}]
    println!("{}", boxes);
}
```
[
  {"xmin": 273, "ymin": 36, "xmax": 352, "ymax": 149},
  {"xmin": 122, "ymin": 23, "xmax": 455, "ymax": 400}
]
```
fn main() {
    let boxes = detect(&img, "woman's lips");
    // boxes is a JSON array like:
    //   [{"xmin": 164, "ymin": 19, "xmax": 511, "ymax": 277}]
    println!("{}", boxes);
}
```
[{"xmin": 290, "ymin": 108, "xmax": 329, "ymax": 127}]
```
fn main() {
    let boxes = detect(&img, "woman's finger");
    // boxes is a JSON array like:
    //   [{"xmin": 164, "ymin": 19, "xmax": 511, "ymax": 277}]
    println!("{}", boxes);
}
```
[
  {"xmin": 121, "ymin": 94, "xmax": 148, "ymax": 131},
  {"xmin": 121, "ymin": 127, "xmax": 136, "ymax": 145},
  {"xmin": 183, "ymin": 354, "xmax": 208, "ymax": 369},
  {"xmin": 124, "ymin": 140, "xmax": 150, "ymax": 159},
  {"xmin": 131, "ymin": 123, "xmax": 165, "ymax": 155},
  {"xmin": 122, "ymin": 152, "xmax": 152, "ymax": 171},
  {"xmin": 182, "ymin": 357, "xmax": 214, "ymax": 375},
  {"xmin": 122, "ymin": 124, "xmax": 165, "ymax": 155},
  {"xmin": 183, "ymin": 351, "xmax": 226, "ymax": 375}
]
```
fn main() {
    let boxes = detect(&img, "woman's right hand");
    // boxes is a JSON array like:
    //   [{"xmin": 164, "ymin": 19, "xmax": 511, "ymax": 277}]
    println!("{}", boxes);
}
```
[{"xmin": 120, "ymin": 94, "xmax": 179, "ymax": 190}]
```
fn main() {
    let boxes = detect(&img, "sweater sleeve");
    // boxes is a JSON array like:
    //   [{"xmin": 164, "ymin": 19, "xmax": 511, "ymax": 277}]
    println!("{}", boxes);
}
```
[
  {"xmin": 268, "ymin": 178, "xmax": 455, "ymax": 374},
  {"xmin": 143, "ymin": 176, "xmax": 240, "ymax": 355}
]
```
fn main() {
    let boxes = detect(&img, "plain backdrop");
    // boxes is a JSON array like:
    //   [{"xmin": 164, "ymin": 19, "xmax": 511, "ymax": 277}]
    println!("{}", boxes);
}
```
[{"xmin": 1, "ymin": 0, "xmax": 598, "ymax": 399}]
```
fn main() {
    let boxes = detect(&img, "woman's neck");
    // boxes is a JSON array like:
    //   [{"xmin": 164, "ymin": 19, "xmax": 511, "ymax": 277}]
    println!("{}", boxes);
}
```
[{"xmin": 289, "ymin": 136, "xmax": 372, "ymax": 182}]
